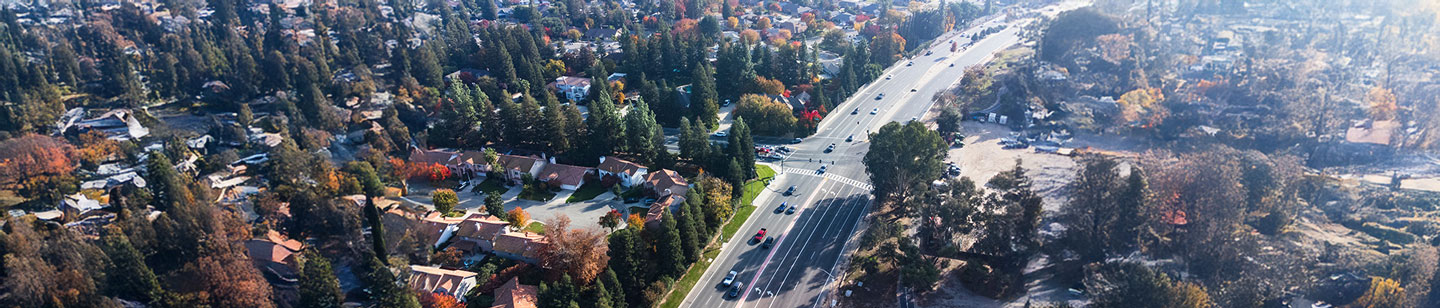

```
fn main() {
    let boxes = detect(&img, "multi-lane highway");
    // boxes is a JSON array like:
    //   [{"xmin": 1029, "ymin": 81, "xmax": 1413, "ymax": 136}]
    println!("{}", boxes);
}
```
[{"xmin": 680, "ymin": 4, "xmax": 1076, "ymax": 307}]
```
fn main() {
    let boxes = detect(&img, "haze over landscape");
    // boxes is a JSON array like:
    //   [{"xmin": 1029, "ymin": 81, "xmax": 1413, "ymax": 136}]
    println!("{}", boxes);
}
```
[{"xmin": 0, "ymin": 0, "xmax": 1438, "ymax": 307}]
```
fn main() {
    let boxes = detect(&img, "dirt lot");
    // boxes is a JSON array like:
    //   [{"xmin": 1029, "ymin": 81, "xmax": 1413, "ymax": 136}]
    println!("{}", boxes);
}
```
[{"xmin": 949, "ymin": 122, "xmax": 1080, "ymax": 212}]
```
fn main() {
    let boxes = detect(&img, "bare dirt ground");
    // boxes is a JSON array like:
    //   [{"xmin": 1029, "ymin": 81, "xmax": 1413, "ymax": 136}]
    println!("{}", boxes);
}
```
[{"xmin": 921, "ymin": 121, "xmax": 1144, "ymax": 307}]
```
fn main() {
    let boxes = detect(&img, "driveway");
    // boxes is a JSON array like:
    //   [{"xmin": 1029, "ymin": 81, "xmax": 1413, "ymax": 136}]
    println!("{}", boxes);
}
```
[{"xmin": 401, "ymin": 179, "xmax": 626, "ymax": 231}]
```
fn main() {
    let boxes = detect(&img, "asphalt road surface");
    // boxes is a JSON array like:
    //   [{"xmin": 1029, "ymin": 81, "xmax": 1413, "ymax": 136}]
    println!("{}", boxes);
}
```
[{"xmin": 680, "ymin": 6, "xmax": 1060, "ymax": 308}]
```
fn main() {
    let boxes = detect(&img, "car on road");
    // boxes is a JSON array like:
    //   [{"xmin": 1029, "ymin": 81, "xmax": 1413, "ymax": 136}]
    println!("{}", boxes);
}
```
[
  {"xmin": 852, "ymin": 108, "xmax": 859, "ymax": 115},
  {"xmin": 1003, "ymin": 142, "xmax": 1029, "ymax": 149},
  {"xmin": 723, "ymin": 271, "xmax": 738, "ymax": 286},
  {"xmin": 761, "ymin": 237, "xmax": 774, "ymax": 249},
  {"xmin": 791, "ymin": 138, "xmax": 803, "ymax": 144},
  {"xmin": 824, "ymin": 143, "xmax": 835, "ymax": 153},
  {"xmin": 727, "ymin": 282, "xmax": 744, "ymax": 298},
  {"xmin": 775, "ymin": 202, "xmax": 788, "ymax": 213},
  {"xmin": 871, "ymin": 108, "xmax": 878, "ymax": 115},
  {"xmin": 753, "ymin": 229, "xmax": 767, "ymax": 242},
  {"xmin": 721, "ymin": 99, "xmax": 732, "ymax": 107},
  {"xmin": 924, "ymin": 50, "xmax": 932, "ymax": 56},
  {"xmin": 910, "ymin": 88, "xmax": 917, "ymax": 92},
  {"xmin": 784, "ymin": 186, "xmax": 796, "ymax": 196},
  {"xmin": 455, "ymin": 181, "xmax": 469, "ymax": 191},
  {"xmin": 818, "ymin": 165, "xmax": 827, "ymax": 174},
  {"xmin": 714, "ymin": 131, "xmax": 728, "ymax": 137},
  {"xmin": 949, "ymin": 63, "xmax": 955, "ymax": 67},
  {"xmin": 846, "ymin": 135, "xmax": 853, "ymax": 142},
  {"xmin": 875, "ymin": 93, "xmax": 885, "ymax": 100},
  {"xmin": 907, "ymin": 61, "xmax": 914, "ymax": 66},
  {"xmin": 886, "ymin": 74, "xmax": 892, "ymax": 80},
  {"xmin": 786, "ymin": 205, "xmax": 797, "ymax": 214}
]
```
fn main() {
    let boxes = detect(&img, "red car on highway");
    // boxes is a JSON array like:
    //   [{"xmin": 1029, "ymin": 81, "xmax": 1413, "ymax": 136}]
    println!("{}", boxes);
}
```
[{"xmin": 753, "ymin": 229, "xmax": 767, "ymax": 242}]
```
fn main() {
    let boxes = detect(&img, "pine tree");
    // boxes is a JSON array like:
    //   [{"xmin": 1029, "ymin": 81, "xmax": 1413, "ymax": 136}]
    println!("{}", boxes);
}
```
[
  {"xmin": 676, "ymin": 200, "xmax": 701, "ymax": 263},
  {"xmin": 655, "ymin": 211, "xmax": 687, "ymax": 277},
  {"xmin": 297, "ymin": 250, "xmax": 345, "ymax": 308},
  {"xmin": 607, "ymin": 229, "xmax": 646, "ymax": 305},
  {"xmin": 728, "ymin": 117, "xmax": 756, "ymax": 183},
  {"xmin": 586, "ymin": 92, "xmax": 625, "ymax": 159},
  {"xmin": 677, "ymin": 117, "xmax": 710, "ymax": 162},
  {"xmin": 362, "ymin": 256, "xmax": 420, "ymax": 308},
  {"xmin": 539, "ymin": 274, "xmax": 580, "ymax": 308},
  {"xmin": 495, "ymin": 44, "xmax": 519, "ymax": 85},
  {"xmin": 684, "ymin": 185, "xmax": 709, "ymax": 234},
  {"xmin": 690, "ymin": 63, "xmax": 720, "ymax": 128},
  {"xmin": 413, "ymin": 45, "xmax": 445, "ymax": 87},
  {"xmin": 591, "ymin": 276, "xmax": 615, "ymax": 308},
  {"xmin": 486, "ymin": 191, "xmax": 506, "ymax": 219},
  {"xmin": 541, "ymin": 91, "xmax": 571, "ymax": 153},
  {"xmin": 601, "ymin": 269, "xmax": 627, "ymax": 308},
  {"xmin": 102, "ymin": 230, "xmax": 165, "ymax": 304},
  {"xmin": 349, "ymin": 162, "xmax": 390, "ymax": 263},
  {"xmin": 623, "ymin": 98, "xmax": 663, "ymax": 163}
]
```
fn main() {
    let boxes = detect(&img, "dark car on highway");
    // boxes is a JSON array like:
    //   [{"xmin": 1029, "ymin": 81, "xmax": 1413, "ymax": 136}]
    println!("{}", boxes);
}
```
[
  {"xmin": 775, "ymin": 202, "xmax": 788, "ymax": 213},
  {"xmin": 784, "ymin": 186, "xmax": 796, "ymax": 196},
  {"xmin": 762, "ymin": 237, "xmax": 774, "ymax": 249},
  {"xmin": 727, "ymin": 282, "xmax": 745, "ymax": 298},
  {"xmin": 786, "ymin": 205, "xmax": 797, "ymax": 215}
]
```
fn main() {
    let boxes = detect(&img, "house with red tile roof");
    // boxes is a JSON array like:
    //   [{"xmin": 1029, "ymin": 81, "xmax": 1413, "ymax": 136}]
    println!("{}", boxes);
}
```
[
  {"xmin": 408, "ymin": 265, "xmax": 480, "ymax": 301},
  {"xmin": 243, "ymin": 230, "xmax": 305, "ymax": 285},
  {"xmin": 490, "ymin": 277, "xmax": 539, "ymax": 308},
  {"xmin": 496, "ymin": 154, "xmax": 546, "ymax": 184},
  {"xmin": 492, "ymin": 231, "xmax": 548, "ymax": 264},
  {"xmin": 539, "ymin": 163, "xmax": 592, "ymax": 190},
  {"xmin": 644, "ymin": 194, "xmax": 686, "ymax": 230},
  {"xmin": 644, "ymin": 169, "xmax": 689, "ymax": 197},
  {"xmin": 596, "ymin": 156, "xmax": 648, "ymax": 187},
  {"xmin": 453, "ymin": 213, "xmax": 511, "ymax": 252}
]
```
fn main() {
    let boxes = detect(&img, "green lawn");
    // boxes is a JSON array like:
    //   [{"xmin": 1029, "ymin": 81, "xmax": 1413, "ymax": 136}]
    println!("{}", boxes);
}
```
[
  {"xmin": 524, "ymin": 221, "xmax": 545, "ymax": 234},
  {"xmin": 566, "ymin": 182, "xmax": 608, "ymax": 203},
  {"xmin": 658, "ymin": 165, "xmax": 771, "ymax": 308},
  {"xmin": 660, "ymin": 248, "xmax": 725, "ymax": 308},
  {"xmin": 473, "ymin": 177, "xmax": 508, "ymax": 195}
]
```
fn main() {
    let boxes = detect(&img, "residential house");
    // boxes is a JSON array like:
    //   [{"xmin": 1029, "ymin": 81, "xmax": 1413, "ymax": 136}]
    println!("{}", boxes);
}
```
[
  {"xmin": 496, "ymin": 154, "xmax": 546, "ymax": 184},
  {"xmin": 551, "ymin": 76, "xmax": 592, "ymax": 102},
  {"xmin": 492, "ymin": 231, "xmax": 547, "ymax": 264},
  {"xmin": 644, "ymin": 169, "xmax": 688, "ymax": 197},
  {"xmin": 490, "ymin": 277, "xmax": 539, "ymax": 308},
  {"xmin": 60, "ymin": 193, "xmax": 105, "ymax": 218},
  {"xmin": 452, "ymin": 213, "xmax": 510, "ymax": 253},
  {"xmin": 538, "ymin": 162, "xmax": 591, "ymax": 191},
  {"xmin": 596, "ymin": 156, "xmax": 648, "ymax": 187},
  {"xmin": 643, "ymin": 194, "xmax": 686, "ymax": 229},
  {"xmin": 584, "ymin": 27, "xmax": 619, "ymax": 41},
  {"xmin": 244, "ymin": 230, "xmax": 305, "ymax": 285},
  {"xmin": 67, "ymin": 109, "xmax": 150, "ymax": 141},
  {"xmin": 408, "ymin": 265, "xmax": 479, "ymax": 301}
]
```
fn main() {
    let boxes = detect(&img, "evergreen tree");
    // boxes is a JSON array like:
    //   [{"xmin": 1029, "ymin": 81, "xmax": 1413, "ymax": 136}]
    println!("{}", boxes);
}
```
[
  {"xmin": 362, "ymin": 256, "xmax": 421, "ymax": 308},
  {"xmin": 486, "ymin": 191, "xmax": 507, "ymax": 219},
  {"xmin": 601, "ymin": 269, "xmax": 627, "ymax": 308},
  {"xmin": 541, "ymin": 91, "xmax": 572, "ymax": 153},
  {"xmin": 348, "ymin": 162, "xmax": 390, "ymax": 263},
  {"xmin": 684, "ymin": 185, "xmax": 709, "ymax": 233},
  {"xmin": 586, "ymin": 64, "xmax": 612, "ymax": 103},
  {"xmin": 539, "ymin": 274, "xmax": 581, "ymax": 308},
  {"xmin": 586, "ymin": 92, "xmax": 625, "ymax": 159},
  {"xmin": 479, "ymin": 0, "xmax": 499, "ymax": 19},
  {"xmin": 676, "ymin": 199, "xmax": 701, "ymax": 263},
  {"xmin": 297, "ymin": 250, "xmax": 345, "ymax": 308},
  {"xmin": 101, "ymin": 230, "xmax": 165, "ymax": 304},
  {"xmin": 690, "ymin": 63, "xmax": 720, "ymax": 128},
  {"xmin": 727, "ymin": 117, "xmax": 756, "ymax": 183},
  {"xmin": 606, "ymin": 229, "xmax": 646, "ymax": 304},
  {"xmin": 654, "ymin": 211, "xmax": 687, "ymax": 277},
  {"xmin": 623, "ymin": 98, "xmax": 663, "ymax": 163},
  {"xmin": 677, "ymin": 117, "xmax": 710, "ymax": 162},
  {"xmin": 413, "ymin": 45, "xmax": 445, "ymax": 87},
  {"xmin": 494, "ymin": 44, "xmax": 519, "ymax": 86},
  {"xmin": 590, "ymin": 276, "xmax": 615, "ymax": 308}
]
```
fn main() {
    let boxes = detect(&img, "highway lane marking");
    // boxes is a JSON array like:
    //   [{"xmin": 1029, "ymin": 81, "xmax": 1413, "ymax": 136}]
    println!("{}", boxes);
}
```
[
  {"xmin": 686, "ymin": 172, "xmax": 794, "ymax": 308},
  {"xmin": 763, "ymin": 186, "xmax": 869, "ymax": 308},
  {"xmin": 737, "ymin": 178, "xmax": 834, "ymax": 304},
  {"xmin": 752, "ymin": 183, "xmax": 857, "ymax": 308}
]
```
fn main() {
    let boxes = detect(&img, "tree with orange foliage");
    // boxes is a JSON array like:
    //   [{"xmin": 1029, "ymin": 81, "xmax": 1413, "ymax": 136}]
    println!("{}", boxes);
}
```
[
  {"xmin": 1368, "ymin": 86, "xmax": 1398, "ymax": 121},
  {"xmin": 507, "ymin": 207, "xmax": 530, "ymax": 231},
  {"xmin": 740, "ymin": 29, "xmax": 761, "ymax": 44},
  {"xmin": 750, "ymin": 76, "xmax": 786, "ymax": 95},
  {"xmin": 415, "ymin": 290, "xmax": 465, "ymax": 308},
  {"xmin": 0, "ymin": 134, "xmax": 76, "ymax": 185},
  {"xmin": 428, "ymin": 163, "xmax": 452, "ymax": 182},
  {"xmin": 74, "ymin": 130, "xmax": 121, "ymax": 167},
  {"xmin": 627, "ymin": 213, "xmax": 646, "ymax": 231},
  {"xmin": 757, "ymin": 17, "xmax": 772, "ymax": 30},
  {"xmin": 538, "ymin": 215, "xmax": 610, "ymax": 283}
]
